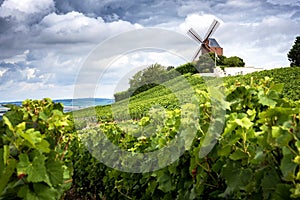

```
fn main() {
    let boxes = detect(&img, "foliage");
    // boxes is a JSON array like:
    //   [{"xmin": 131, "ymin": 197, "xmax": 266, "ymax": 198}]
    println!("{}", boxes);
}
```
[
  {"xmin": 69, "ymin": 77, "xmax": 300, "ymax": 199},
  {"xmin": 208, "ymin": 53, "xmax": 245, "ymax": 68},
  {"xmin": 175, "ymin": 62, "xmax": 198, "ymax": 74},
  {"xmin": 167, "ymin": 66, "xmax": 175, "ymax": 71},
  {"xmin": 114, "ymin": 64, "xmax": 168, "ymax": 102},
  {"xmin": 224, "ymin": 66, "xmax": 300, "ymax": 101},
  {"xmin": 223, "ymin": 56, "xmax": 245, "ymax": 67},
  {"xmin": 114, "ymin": 90, "xmax": 131, "ymax": 102},
  {"xmin": 0, "ymin": 98, "xmax": 74, "ymax": 200},
  {"xmin": 1, "ymin": 66, "xmax": 299, "ymax": 199},
  {"xmin": 209, "ymin": 52, "xmax": 226, "ymax": 66},
  {"xmin": 288, "ymin": 36, "xmax": 300, "ymax": 67},
  {"xmin": 129, "ymin": 63, "xmax": 167, "ymax": 89}
]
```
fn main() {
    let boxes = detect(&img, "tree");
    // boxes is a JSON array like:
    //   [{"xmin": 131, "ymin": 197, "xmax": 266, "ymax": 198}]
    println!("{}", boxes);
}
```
[
  {"xmin": 288, "ymin": 36, "xmax": 300, "ymax": 67},
  {"xmin": 175, "ymin": 62, "xmax": 197, "ymax": 74},
  {"xmin": 167, "ymin": 66, "xmax": 174, "ymax": 71},
  {"xmin": 223, "ymin": 56, "xmax": 245, "ymax": 67},
  {"xmin": 129, "ymin": 63, "xmax": 166, "ymax": 88}
]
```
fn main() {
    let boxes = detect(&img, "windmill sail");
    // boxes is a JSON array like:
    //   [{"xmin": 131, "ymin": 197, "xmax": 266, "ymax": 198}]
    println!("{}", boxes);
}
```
[
  {"xmin": 192, "ymin": 45, "xmax": 202, "ymax": 61},
  {"xmin": 204, "ymin": 19, "xmax": 220, "ymax": 41},
  {"xmin": 187, "ymin": 28, "xmax": 203, "ymax": 43}
]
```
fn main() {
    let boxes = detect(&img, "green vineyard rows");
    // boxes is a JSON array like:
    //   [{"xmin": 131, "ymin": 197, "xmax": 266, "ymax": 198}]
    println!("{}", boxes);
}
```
[{"xmin": 1, "ymin": 66, "xmax": 300, "ymax": 199}]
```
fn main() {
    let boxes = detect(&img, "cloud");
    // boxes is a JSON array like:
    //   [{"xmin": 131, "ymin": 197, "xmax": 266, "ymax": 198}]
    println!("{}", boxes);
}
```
[
  {"xmin": 37, "ymin": 11, "xmax": 142, "ymax": 44},
  {"xmin": 0, "ymin": 0, "xmax": 54, "ymax": 22},
  {"xmin": 0, "ymin": 0, "xmax": 299, "ymax": 102},
  {"xmin": 267, "ymin": 0, "xmax": 300, "ymax": 6}
]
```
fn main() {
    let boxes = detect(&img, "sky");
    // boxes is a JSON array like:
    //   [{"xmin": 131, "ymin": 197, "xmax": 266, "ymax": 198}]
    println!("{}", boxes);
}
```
[{"xmin": 0, "ymin": 0, "xmax": 299, "ymax": 102}]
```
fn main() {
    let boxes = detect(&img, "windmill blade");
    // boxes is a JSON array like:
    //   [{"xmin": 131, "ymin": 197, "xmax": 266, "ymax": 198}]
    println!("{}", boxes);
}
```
[
  {"xmin": 187, "ymin": 28, "xmax": 203, "ymax": 43},
  {"xmin": 192, "ymin": 45, "xmax": 203, "ymax": 61},
  {"xmin": 204, "ymin": 19, "xmax": 220, "ymax": 41}
]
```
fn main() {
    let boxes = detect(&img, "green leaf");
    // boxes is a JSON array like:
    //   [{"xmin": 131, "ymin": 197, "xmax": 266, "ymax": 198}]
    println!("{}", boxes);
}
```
[
  {"xmin": 271, "ymin": 126, "xmax": 281, "ymax": 138},
  {"xmin": 3, "ymin": 116, "xmax": 14, "ymax": 132},
  {"xmin": 18, "ymin": 184, "xmax": 59, "ymax": 200},
  {"xmin": 17, "ymin": 153, "xmax": 30, "ymax": 176},
  {"xmin": 261, "ymin": 168, "xmax": 281, "ymax": 199},
  {"xmin": 17, "ymin": 151, "xmax": 50, "ymax": 184},
  {"xmin": 19, "ymin": 129, "xmax": 42, "ymax": 146},
  {"xmin": 146, "ymin": 180, "xmax": 158, "ymax": 195},
  {"xmin": 235, "ymin": 117, "xmax": 253, "ymax": 129},
  {"xmin": 293, "ymin": 156, "xmax": 300, "ymax": 165},
  {"xmin": 280, "ymin": 152, "xmax": 297, "ymax": 181},
  {"xmin": 33, "ymin": 183, "xmax": 59, "ymax": 200},
  {"xmin": 229, "ymin": 149, "xmax": 248, "ymax": 161},
  {"xmin": 273, "ymin": 184, "xmax": 292, "ymax": 200},
  {"xmin": 258, "ymin": 93, "xmax": 277, "ymax": 107},
  {"xmin": 218, "ymin": 145, "xmax": 232, "ymax": 157},
  {"xmin": 15, "ymin": 122, "xmax": 26, "ymax": 132},
  {"xmin": 19, "ymin": 129, "xmax": 50, "ymax": 153},
  {"xmin": 291, "ymin": 183, "xmax": 300, "ymax": 198},
  {"xmin": 35, "ymin": 140, "xmax": 50, "ymax": 153},
  {"xmin": 46, "ymin": 158, "xmax": 64, "ymax": 186},
  {"xmin": 157, "ymin": 171, "xmax": 173, "ymax": 192},
  {"xmin": 18, "ymin": 185, "xmax": 39, "ymax": 200},
  {"xmin": 251, "ymin": 150, "xmax": 265, "ymax": 164},
  {"xmin": 271, "ymin": 83, "xmax": 284, "ymax": 93},
  {"xmin": 296, "ymin": 141, "xmax": 300, "ymax": 153},
  {"xmin": 0, "ymin": 158, "xmax": 17, "ymax": 195},
  {"xmin": 39, "ymin": 112, "xmax": 49, "ymax": 121},
  {"xmin": 220, "ymin": 162, "xmax": 252, "ymax": 197}
]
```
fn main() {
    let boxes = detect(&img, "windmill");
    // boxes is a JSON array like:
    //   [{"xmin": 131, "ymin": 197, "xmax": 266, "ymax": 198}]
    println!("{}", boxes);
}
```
[{"xmin": 187, "ymin": 19, "xmax": 223, "ymax": 61}]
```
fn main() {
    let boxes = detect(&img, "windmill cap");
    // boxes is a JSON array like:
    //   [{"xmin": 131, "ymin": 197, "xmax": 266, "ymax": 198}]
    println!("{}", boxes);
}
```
[{"xmin": 208, "ymin": 38, "xmax": 221, "ymax": 48}]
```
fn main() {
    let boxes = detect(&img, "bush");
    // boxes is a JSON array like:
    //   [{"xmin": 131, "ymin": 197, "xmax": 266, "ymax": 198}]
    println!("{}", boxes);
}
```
[{"xmin": 0, "ymin": 98, "xmax": 74, "ymax": 199}]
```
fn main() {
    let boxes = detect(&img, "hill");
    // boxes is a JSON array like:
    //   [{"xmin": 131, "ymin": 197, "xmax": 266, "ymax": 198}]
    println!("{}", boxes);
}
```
[
  {"xmin": 68, "ymin": 66, "xmax": 300, "ymax": 199},
  {"xmin": 73, "ymin": 66, "xmax": 300, "ymax": 123}
]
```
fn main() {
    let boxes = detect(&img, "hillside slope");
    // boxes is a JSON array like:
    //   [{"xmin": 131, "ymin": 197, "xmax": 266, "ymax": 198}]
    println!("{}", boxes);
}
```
[{"xmin": 73, "ymin": 66, "xmax": 300, "ymax": 122}]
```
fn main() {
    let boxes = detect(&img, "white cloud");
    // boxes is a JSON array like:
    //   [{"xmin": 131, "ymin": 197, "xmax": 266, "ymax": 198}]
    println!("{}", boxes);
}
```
[
  {"xmin": 0, "ymin": 0, "xmax": 54, "ymax": 20},
  {"xmin": 177, "ymin": 14, "xmax": 224, "ymax": 35},
  {"xmin": 38, "ymin": 11, "xmax": 143, "ymax": 44},
  {"xmin": 25, "ymin": 68, "xmax": 36, "ymax": 80},
  {"xmin": 0, "ymin": 68, "xmax": 7, "ymax": 77},
  {"xmin": 3, "ymin": 50, "xmax": 30, "ymax": 63}
]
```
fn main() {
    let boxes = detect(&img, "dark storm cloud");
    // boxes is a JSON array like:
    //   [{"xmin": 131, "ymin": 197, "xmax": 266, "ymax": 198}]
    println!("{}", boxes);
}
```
[
  {"xmin": 53, "ymin": 0, "xmax": 300, "ymax": 25},
  {"xmin": 54, "ymin": 0, "xmax": 179, "ymax": 24},
  {"xmin": 0, "ymin": 16, "xmax": 12, "ymax": 33}
]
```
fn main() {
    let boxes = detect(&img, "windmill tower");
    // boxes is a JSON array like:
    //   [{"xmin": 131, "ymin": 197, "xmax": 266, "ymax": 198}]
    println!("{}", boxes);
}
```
[{"xmin": 187, "ymin": 19, "xmax": 223, "ymax": 61}]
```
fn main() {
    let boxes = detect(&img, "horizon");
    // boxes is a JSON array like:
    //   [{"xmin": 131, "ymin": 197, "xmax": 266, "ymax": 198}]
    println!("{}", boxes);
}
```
[{"xmin": 0, "ymin": 97, "xmax": 115, "ymax": 104}]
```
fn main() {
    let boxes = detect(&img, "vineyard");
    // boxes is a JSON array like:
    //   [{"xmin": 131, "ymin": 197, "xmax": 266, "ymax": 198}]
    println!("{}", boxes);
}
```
[{"xmin": 1, "ymin": 67, "xmax": 300, "ymax": 199}]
